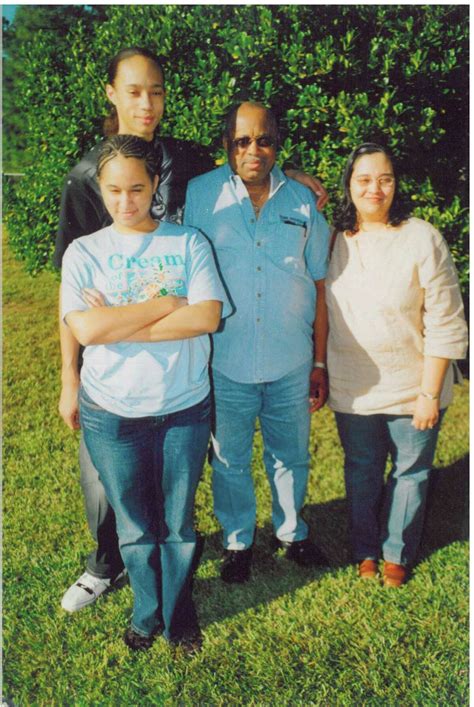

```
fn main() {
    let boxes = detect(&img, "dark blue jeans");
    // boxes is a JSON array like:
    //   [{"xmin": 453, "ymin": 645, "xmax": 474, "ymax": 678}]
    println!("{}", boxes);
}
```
[
  {"xmin": 79, "ymin": 388, "xmax": 211, "ymax": 639},
  {"xmin": 335, "ymin": 411, "xmax": 444, "ymax": 566}
]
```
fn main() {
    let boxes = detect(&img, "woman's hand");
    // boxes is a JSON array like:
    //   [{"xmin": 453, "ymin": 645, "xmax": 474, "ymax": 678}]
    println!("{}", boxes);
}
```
[
  {"xmin": 82, "ymin": 288, "xmax": 188, "ymax": 311},
  {"xmin": 69, "ymin": 291, "xmax": 191, "ymax": 346},
  {"xmin": 59, "ymin": 377, "xmax": 81, "ymax": 430},
  {"xmin": 83, "ymin": 288, "xmax": 106, "ymax": 308},
  {"xmin": 411, "ymin": 395, "xmax": 440, "ymax": 431}
]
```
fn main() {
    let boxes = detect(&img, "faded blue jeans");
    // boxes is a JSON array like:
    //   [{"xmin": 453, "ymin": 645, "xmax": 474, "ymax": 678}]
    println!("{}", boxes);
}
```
[
  {"xmin": 211, "ymin": 360, "xmax": 313, "ymax": 550},
  {"xmin": 335, "ymin": 411, "xmax": 445, "ymax": 567},
  {"xmin": 79, "ymin": 388, "xmax": 211, "ymax": 639}
]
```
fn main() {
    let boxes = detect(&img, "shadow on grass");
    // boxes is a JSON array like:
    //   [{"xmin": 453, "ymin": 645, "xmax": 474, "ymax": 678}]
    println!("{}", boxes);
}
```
[
  {"xmin": 193, "ymin": 453, "xmax": 469, "ymax": 627},
  {"xmin": 418, "ymin": 452, "xmax": 469, "ymax": 560},
  {"xmin": 192, "ymin": 498, "xmax": 347, "ymax": 627}
]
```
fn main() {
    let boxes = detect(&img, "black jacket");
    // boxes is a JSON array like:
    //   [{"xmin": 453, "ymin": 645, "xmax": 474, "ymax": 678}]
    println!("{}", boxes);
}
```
[{"xmin": 54, "ymin": 135, "xmax": 214, "ymax": 267}]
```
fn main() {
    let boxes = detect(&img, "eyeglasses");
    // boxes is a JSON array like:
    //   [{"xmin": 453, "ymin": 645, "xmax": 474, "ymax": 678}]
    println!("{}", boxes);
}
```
[
  {"xmin": 231, "ymin": 135, "xmax": 276, "ymax": 150},
  {"xmin": 352, "ymin": 176, "xmax": 395, "ymax": 188}
]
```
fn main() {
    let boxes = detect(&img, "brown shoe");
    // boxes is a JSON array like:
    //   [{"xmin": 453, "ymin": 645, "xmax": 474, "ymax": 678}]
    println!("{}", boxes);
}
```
[
  {"xmin": 358, "ymin": 559, "xmax": 378, "ymax": 579},
  {"xmin": 383, "ymin": 562, "xmax": 406, "ymax": 588}
]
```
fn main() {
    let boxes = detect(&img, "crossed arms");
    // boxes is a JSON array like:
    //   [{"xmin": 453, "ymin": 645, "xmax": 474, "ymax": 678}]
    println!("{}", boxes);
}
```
[
  {"xmin": 64, "ymin": 294, "xmax": 222, "ymax": 346},
  {"xmin": 59, "ymin": 295, "xmax": 222, "ymax": 429}
]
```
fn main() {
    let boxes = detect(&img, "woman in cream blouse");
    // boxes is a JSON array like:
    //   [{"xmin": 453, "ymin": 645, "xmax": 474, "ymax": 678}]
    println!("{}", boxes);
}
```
[{"xmin": 326, "ymin": 143, "xmax": 467, "ymax": 587}]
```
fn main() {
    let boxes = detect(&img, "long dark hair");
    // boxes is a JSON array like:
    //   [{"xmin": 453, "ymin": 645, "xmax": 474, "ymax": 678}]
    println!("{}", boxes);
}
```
[
  {"xmin": 333, "ymin": 143, "xmax": 411, "ymax": 233},
  {"xmin": 96, "ymin": 134, "xmax": 161, "ymax": 182},
  {"xmin": 104, "ymin": 47, "xmax": 165, "ymax": 136}
]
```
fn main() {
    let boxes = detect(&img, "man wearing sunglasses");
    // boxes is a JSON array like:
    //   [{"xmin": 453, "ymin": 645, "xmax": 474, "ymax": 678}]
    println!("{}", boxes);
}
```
[{"xmin": 185, "ymin": 101, "xmax": 330, "ymax": 583}]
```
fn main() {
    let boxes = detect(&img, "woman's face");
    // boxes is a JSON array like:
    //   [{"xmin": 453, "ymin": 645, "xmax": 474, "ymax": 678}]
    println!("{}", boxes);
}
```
[
  {"xmin": 99, "ymin": 154, "xmax": 158, "ymax": 233},
  {"xmin": 106, "ymin": 55, "xmax": 165, "ymax": 141},
  {"xmin": 349, "ymin": 152, "xmax": 395, "ymax": 224}
]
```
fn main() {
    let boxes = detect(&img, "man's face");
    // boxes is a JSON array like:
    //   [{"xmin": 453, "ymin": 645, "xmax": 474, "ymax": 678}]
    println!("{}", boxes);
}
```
[
  {"xmin": 225, "ymin": 104, "xmax": 277, "ymax": 185},
  {"xmin": 106, "ymin": 55, "xmax": 165, "ymax": 141}
]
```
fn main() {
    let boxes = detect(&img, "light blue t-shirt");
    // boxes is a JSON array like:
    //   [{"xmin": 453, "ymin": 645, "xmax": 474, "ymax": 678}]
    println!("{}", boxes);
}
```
[
  {"xmin": 185, "ymin": 164, "xmax": 330, "ymax": 383},
  {"xmin": 61, "ymin": 222, "xmax": 229, "ymax": 417}
]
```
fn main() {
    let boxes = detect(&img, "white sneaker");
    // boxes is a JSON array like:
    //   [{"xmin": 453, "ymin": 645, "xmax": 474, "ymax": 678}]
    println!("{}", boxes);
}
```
[{"xmin": 61, "ymin": 571, "xmax": 118, "ymax": 612}]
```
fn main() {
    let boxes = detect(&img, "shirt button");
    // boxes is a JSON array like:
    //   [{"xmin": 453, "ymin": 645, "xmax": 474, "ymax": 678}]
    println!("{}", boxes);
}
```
[
  {"xmin": 250, "ymin": 218, "xmax": 255, "ymax": 224},
  {"xmin": 257, "ymin": 318, "xmax": 261, "ymax": 323},
  {"xmin": 256, "ymin": 266, "xmax": 262, "ymax": 271},
  {"xmin": 257, "ymin": 293, "xmax": 261, "ymax": 298}
]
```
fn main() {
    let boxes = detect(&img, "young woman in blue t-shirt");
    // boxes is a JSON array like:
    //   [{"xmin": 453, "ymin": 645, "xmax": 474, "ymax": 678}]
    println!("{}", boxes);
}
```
[{"xmin": 60, "ymin": 134, "xmax": 228, "ymax": 652}]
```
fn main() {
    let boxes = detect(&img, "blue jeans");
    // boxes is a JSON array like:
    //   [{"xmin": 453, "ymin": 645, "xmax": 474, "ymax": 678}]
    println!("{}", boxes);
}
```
[
  {"xmin": 335, "ymin": 411, "xmax": 444, "ymax": 566},
  {"xmin": 79, "ymin": 388, "xmax": 211, "ymax": 639},
  {"xmin": 211, "ymin": 360, "xmax": 313, "ymax": 550},
  {"xmin": 79, "ymin": 437, "xmax": 124, "ymax": 581}
]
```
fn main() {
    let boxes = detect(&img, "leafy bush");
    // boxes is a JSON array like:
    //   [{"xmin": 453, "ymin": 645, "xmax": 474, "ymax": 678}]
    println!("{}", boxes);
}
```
[{"xmin": 3, "ymin": 5, "xmax": 469, "ymax": 293}]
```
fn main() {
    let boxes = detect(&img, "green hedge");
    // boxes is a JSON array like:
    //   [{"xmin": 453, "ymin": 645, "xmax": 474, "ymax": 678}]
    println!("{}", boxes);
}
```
[{"xmin": 3, "ymin": 5, "xmax": 469, "ymax": 294}]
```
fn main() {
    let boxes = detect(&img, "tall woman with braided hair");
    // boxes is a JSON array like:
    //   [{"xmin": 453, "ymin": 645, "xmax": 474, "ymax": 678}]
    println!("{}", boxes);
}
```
[{"xmin": 60, "ymin": 134, "xmax": 229, "ymax": 651}]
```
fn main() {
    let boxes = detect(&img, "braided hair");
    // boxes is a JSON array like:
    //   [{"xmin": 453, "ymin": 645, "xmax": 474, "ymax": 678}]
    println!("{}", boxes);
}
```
[{"xmin": 96, "ymin": 134, "xmax": 161, "ymax": 182}]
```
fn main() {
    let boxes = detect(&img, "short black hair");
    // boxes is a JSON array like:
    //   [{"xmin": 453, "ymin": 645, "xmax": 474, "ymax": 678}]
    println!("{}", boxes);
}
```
[{"xmin": 223, "ymin": 101, "xmax": 279, "ymax": 144}]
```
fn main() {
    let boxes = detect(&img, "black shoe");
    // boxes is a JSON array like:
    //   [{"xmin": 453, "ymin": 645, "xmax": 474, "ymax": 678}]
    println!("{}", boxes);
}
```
[
  {"xmin": 220, "ymin": 548, "xmax": 252, "ymax": 583},
  {"xmin": 124, "ymin": 627, "xmax": 156, "ymax": 652},
  {"xmin": 170, "ymin": 628, "xmax": 203, "ymax": 655},
  {"xmin": 277, "ymin": 538, "xmax": 328, "ymax": 567}
]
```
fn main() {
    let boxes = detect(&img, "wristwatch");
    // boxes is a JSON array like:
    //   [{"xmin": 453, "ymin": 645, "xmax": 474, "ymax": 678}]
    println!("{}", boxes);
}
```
[{"xmin": 420, "ymin": 391, "xmax": 439, "ymax": 400}]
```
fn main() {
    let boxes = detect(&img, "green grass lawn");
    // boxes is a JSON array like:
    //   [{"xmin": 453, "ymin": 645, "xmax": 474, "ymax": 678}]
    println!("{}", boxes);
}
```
[{"xmin": 3, "ymin": 243, "xmax": 469, "ymax": 706}]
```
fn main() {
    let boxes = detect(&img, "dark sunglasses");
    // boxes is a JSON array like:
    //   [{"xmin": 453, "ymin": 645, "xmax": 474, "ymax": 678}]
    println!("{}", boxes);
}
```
[{"xmin": 231, "ymin": 135, "xmax": 276, "ymax": 150}]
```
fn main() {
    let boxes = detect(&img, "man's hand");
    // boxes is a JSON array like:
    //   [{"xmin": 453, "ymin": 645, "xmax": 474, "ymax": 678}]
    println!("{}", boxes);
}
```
[
  {"xmin": 309, "ymin": 367, "xmax": 328, "ymax": 413},
  {"xmin": 59, "ymin": 377, "xmax": 80, "ymax": 430},
  {"xmin": 285, "ymin": 169, "xmax": 329, "ymax": 211}
]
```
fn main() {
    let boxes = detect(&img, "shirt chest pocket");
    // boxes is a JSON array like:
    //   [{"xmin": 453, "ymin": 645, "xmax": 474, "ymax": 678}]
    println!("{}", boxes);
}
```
[{"xmin": 265, "ymin": 220, "xmax": 308, "ymax": 273}]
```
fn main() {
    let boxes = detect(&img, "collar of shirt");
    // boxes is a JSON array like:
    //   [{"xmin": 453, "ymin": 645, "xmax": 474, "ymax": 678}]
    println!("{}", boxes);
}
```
[{"xmin": 225, "ymin": 163, "xmax": 287, "ymax": 203}]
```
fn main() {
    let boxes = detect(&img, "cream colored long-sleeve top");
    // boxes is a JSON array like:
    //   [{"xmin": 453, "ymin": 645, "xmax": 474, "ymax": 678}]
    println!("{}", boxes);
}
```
[{"xmin": 326, "ymin": 217, "xmax": 467, "ymax": 415}]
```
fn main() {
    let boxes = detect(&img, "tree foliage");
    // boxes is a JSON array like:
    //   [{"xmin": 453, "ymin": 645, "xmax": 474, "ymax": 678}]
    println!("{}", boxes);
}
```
[
  {"xmin": 3, "ymin": 4, "xmax": 469, "ymax": 294},
  {"xmin": 2, "ymin": 4, "xmax": 101, "ymax": 170}
]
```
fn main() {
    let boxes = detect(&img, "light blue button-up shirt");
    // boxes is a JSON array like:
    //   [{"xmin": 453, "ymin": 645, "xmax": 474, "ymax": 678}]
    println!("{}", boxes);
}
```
[{"xmin": 185, "ymin": 163, "xmax": 330, "ymax": 383}]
